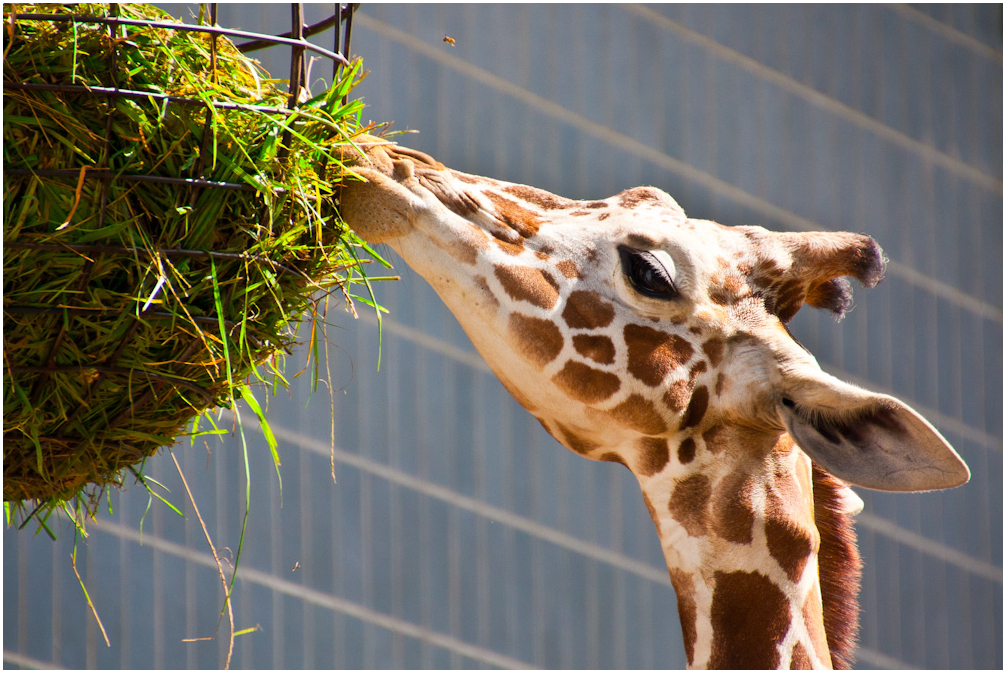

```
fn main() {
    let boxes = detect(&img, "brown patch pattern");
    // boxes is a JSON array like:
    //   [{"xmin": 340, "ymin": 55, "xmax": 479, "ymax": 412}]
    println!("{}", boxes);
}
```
[
  {"xmin": 764, "ymin": 506, "xmax": 815, "ymax": 578},
  {"xmin": 599, "ymin": 452, "xmax": 629, "ymax": 469},
  {"xmin": 668, "ymin": 474, "xmax": 711, "ymax": 538},
  {"xmin": 494, "ymin": 265, "xmax": 561, "ymax": 309},
  {"xmin": 676, "ymin": 437, "xmax": 697, "ymax": 464},
  {"xmin": 624, "ymin": 324, "xmax": 693, "ymax": 386},
  {"xmin": 554, "ymin": 422, "xmax": 599, "ymax": 456},
  {"xmin": 708, "ymin": 570, "xmax": 789, "ymax": 669},
  {"xmin": 490, "ymin": 230, "xmax": 526, "ymax": 255},
  {"xmin": 663, "ymin": 379, "xmax": 693, "ymax": 413},
  {"xmin": 562, "ymin": 290, "xmax": 615, "ymax": 329},
  {"xmin": 556, "ymin": 259, "xmax": 579, "ymax": 279},
  {"xmin": 715, "ymin": 372, "xmax": 726, "ymax": 396},
  {"xmin": 501, "ymin": 184, "xmax": 576, "ymax": 210},
  {"xmin": 701, "ymin": 338, "xmax": 725, "ymax": 367},
  {"xmin": 572, "ymin": 334, "xmax": 616, "ymax": 365},
  {"xmin": 551, "ymin": 361, "xmax": 621, "ymax": 403},
  {"xmin": 484, "ymin": 190, "xmax": 542, "ymax": 238},
  {"xmin": 679, "ymin": 385, "xmax": 709, "ymax": 430},
  {"xmin": 607, "ymin": 394, "xmax": 668, "ymax": 435},
  {"xmin": 701, "ymin": 424, "xmax": 728, "ymax": 453},
  {"xmin": 508, "ymin": 314, "xmax": 564, "ymax": 367},
  {"xmin": 711, "ymin": 470, "xmax": 756, "ymax": 544},
  {"xmin": 618, "ymin": 186, "xmax": 664, "ymax": 209},
  {"xmin": 789, "ymin": 642, "xmax": 813, "ymax": 669},
  {"xmin": 635, "ymin": 436, "xmax": 670, "ymax": 477},
  {"xmin": 472, "ymin": 275, "xmax": 500, "ymax": 309}
]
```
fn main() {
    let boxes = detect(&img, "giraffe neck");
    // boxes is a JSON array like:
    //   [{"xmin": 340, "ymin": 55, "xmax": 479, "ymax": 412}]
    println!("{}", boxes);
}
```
[{"xmin": 636, "ymin": 430, "xmax": 834, "ymax": 669}]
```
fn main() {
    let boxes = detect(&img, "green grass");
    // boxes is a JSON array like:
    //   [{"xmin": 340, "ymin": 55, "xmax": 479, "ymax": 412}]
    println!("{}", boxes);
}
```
[{"xmin": 3, "ymin": 2, "xmax": 388, "ymax": 531}]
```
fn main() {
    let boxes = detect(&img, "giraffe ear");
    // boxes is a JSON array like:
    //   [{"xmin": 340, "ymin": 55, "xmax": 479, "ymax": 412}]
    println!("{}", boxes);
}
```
[{"xmin": 778, "ymin": 393, "xmax": 970, "ymax": 492}]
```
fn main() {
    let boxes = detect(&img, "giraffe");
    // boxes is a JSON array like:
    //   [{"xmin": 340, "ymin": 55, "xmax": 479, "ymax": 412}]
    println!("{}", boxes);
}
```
[{"xmin": 335, "ymin": 137, "xmax": 970, "ymax": 669}]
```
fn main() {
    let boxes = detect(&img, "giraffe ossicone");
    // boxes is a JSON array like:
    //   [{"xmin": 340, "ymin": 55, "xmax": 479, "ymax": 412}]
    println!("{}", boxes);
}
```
[{"xmin": 337, "ymin": 136, "xmax": 969, "ymax": 670}]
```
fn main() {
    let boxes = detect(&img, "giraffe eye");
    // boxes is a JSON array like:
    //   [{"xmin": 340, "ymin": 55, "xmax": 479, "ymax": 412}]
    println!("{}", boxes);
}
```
[{"xmin": 618, "ymin": 246, "xmax": 677, "ymax": 299}]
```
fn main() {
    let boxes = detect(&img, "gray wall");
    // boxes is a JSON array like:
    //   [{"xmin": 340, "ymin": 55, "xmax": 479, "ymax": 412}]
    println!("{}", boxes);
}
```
[{"xmin": 4, "ymin": 4, "xmax": 1002, "ymax": 669}]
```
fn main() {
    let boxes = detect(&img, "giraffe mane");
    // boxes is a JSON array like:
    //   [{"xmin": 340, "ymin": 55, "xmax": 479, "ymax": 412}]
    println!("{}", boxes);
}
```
[{"xmin": 812, "ymin": 463, "xmax": 863, "ymax": 670}]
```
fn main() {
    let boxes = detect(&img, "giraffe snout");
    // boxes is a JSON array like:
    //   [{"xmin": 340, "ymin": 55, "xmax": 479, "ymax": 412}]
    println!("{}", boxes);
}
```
[{"xmin": 338, "ymin": 166, "xmax": 418, "ymax": 244}]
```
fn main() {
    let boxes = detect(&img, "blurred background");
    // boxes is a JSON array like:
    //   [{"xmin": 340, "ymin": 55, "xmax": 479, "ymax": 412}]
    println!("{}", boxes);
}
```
[{"xmin": 4, "ymin": 3, "xmax": 1002, "ymax": 669}]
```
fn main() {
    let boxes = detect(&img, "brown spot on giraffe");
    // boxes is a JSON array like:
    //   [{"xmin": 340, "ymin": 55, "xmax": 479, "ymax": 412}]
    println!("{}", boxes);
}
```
[
  {"xmin": 508, "ymin": 314, "xmax": 564, "ymax": 367},
  {"xmin": 668, "ymin": 568, "xmax": 698, "ymax": 667},
  {"xmin": 765, "ymin": 509, "xmax": 816, "ymax": 583},
  {"xmin": 618, "ymin": 186, "xmax": 664, "ymax": 209},
  {"xmin": 494, "ymin": 265, "xmax": 561, "ymax": 309},
  {"xmin": 664, "ymin": 378, "xmax": 693, "ymax": 413},
  {"xmin": 554, "ymin": 422, "xmax": 599, "ymax": 456},
  {"xmin": 551, "ymin": 361, "xmax": 621, "ymax": 403},
  {"xmin": 789, "ymin": 641, "xmax": 813, "ymax": 669},
  {"xmin": 624, "ymin": 324, "xmax": 693, "ymax": 387},
  {"xmin": 572, "ymin": 334, "xmax": 616, "ymax": 365},
  {"xmin": 702, "ymin": 424, "xmax": 728, "ymax": 454},
  {"xmin": 679, "ymin": 385, "xmax": 709, "ymax": 430},
  {"xmin": 608, "ymin": 395, "xmax": 668, "ymax": 435},
  {"xmin": 715, "ymin": 372, "xmax": 727, "ymax": 397},
  {"xmin": 712, "ymin": 469, "xmax": 756, "ymax": 544},
  {"xmin": 668, "ymin": 474, "xmax": 711, "ymax": 538},
  {"xmin": 562, "ymin": 290, "xmax": 615, "ymax": 329},
  {"xmin": 484, "ymin": 190, "xmax": 542, "ymax": 238},
  {"xmin": 701, "ymin": 338, "xmax": 725, "ymax": 368},
  {"xmin": 439, "ymin": 226, "xmax": 487, "ymax": 266},
  {"xmin": 723, "ymin": 274, "xmax": 746, "ymax": 296},
  {"xmin": 676, "ymin": 437, "xmax": 696, "ymax": 464},
  {"xmin": 556, "ymin": 259, "xmax": 579, "ymax": 279},
  {"xmin": 471, "ymin": 275, "xmax": 500, "ymax": 311},
  {"xmin": 599, "ymin": 453, "xmax": 629, "ymax": 471},
  {"xmin": 501, "ymin": 184, "xmax": 576, "ymax": 210},
  {"xmin": 708, "ymin": 570, "xmax": 789, "ymax": 669},
  {"xmin": 489, "ymin": 229, "xmax": 525, "ymax": 255},
  {"xmin": 635, "ymin": 436, "xmax": 670, "ymax": 477}
]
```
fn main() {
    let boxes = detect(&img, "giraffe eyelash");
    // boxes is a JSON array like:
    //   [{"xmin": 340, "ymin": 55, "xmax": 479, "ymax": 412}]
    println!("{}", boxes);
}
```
[{"xmin": 618, "ymin": 245, "xmax": 678, "ymax": 300}]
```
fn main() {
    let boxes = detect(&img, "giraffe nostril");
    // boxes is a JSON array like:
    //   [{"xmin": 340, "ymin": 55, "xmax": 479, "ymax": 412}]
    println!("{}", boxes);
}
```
[{"xmin": 780, "ymin": 397, "xmax": 797, "ymax": 409}]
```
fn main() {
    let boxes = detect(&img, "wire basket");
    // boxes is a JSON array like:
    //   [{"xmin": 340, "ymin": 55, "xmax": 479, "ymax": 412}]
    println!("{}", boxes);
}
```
[{"xmin": 3, "ymin": 2, "xmax": 374, "ymax": 513}]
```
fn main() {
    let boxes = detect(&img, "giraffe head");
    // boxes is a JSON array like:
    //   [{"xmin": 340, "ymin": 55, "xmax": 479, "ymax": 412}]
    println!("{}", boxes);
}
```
[
  {"xmin": 338, "ymin": 137, "xmax": 969, "ymax": 667},
  {"xmin": 339, "ymin": 137, "xmax": 968, "ymax": 494}
]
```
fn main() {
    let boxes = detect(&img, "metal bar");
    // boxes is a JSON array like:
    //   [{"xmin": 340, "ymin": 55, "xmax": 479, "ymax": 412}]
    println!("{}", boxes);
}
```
[
  {"xmin": 237, "ymin": 11, "xmax": 344, "ymax": 53},
  {"xmin": 6, "ymin": 13, "xmax": 350, "ymax": 66},
  {"xmin": 9, "ymin": 365, "xmax": 215, "ymax": 405},
  {"xmin": 4, "ymin": 167, "xmax": 266, "ymax": 192},
  {"xmin": 2, "ymin": 82, "xmax": 325, "ymax": 117},
  {"xmin": 3, "ymin": 241, "xmax": 308, "ymax": 279}
]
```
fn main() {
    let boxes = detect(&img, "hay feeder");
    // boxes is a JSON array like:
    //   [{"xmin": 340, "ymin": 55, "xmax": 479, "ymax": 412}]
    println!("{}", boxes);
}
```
[{"xmin": 3, "ymin": 3, "xmax": 373, "ymax": 515}]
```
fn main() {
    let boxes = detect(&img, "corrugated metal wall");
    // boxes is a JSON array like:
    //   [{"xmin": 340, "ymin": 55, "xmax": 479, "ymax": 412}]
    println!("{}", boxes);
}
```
[{"xmin": 4, "ymin": 4, "xmax": 1002, "ymax": 669}]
